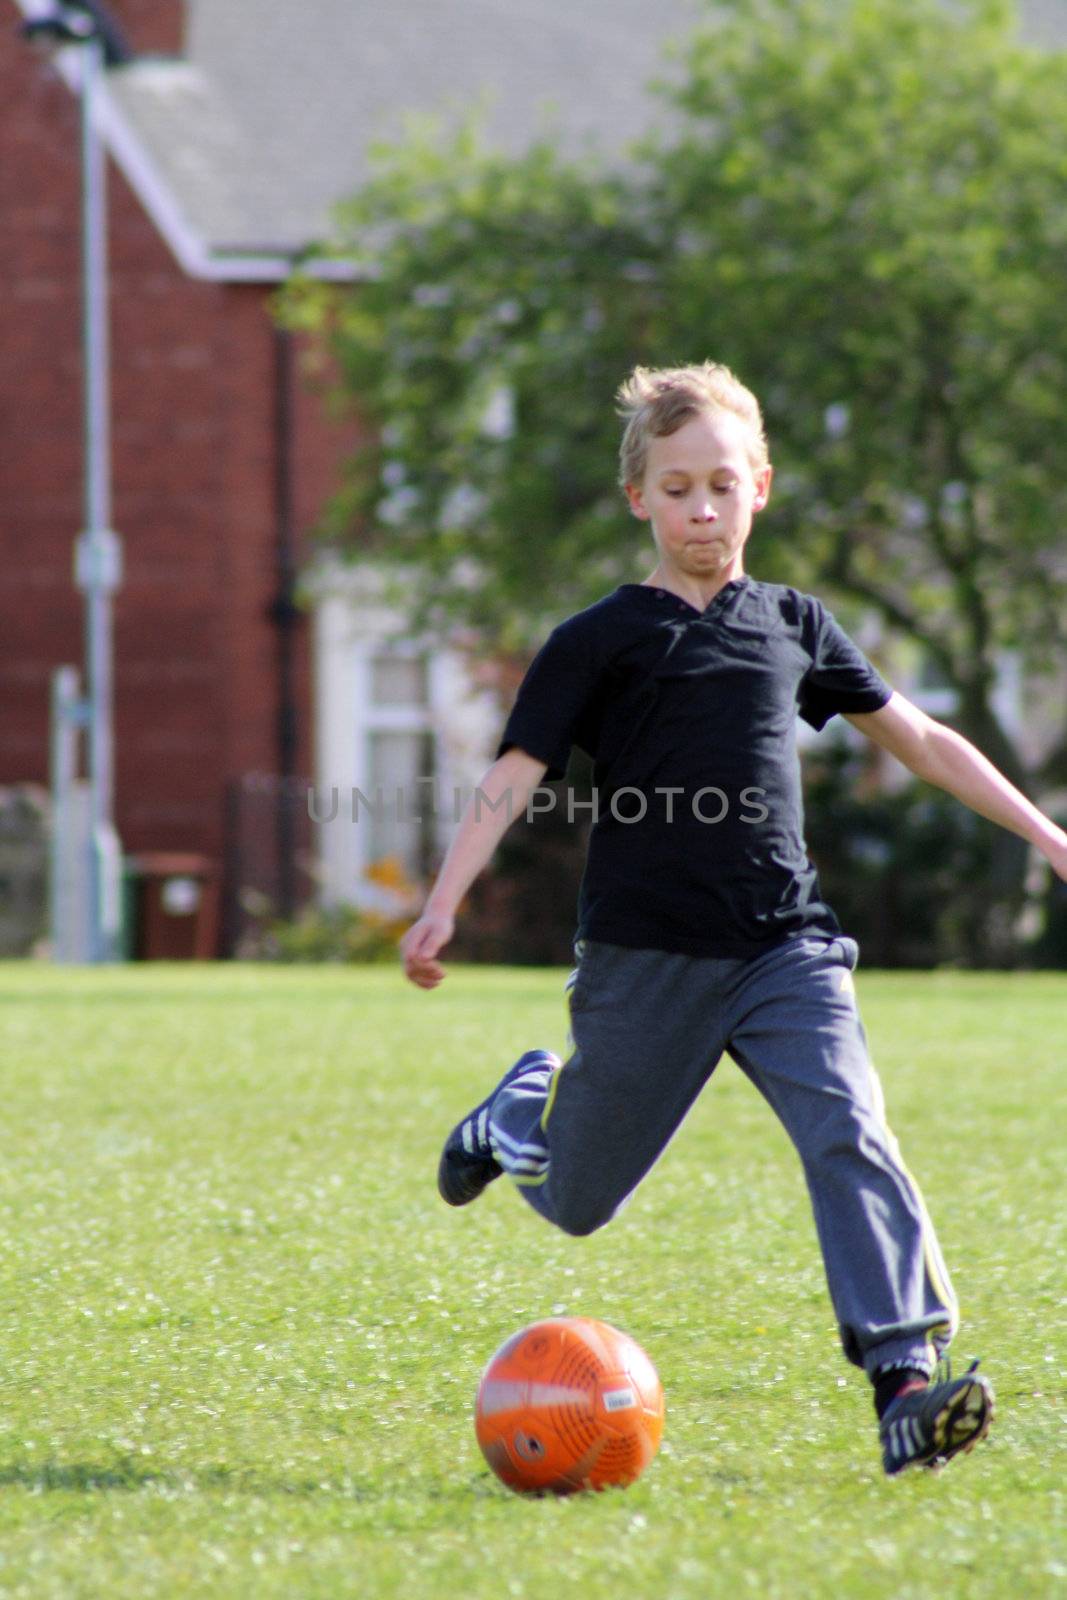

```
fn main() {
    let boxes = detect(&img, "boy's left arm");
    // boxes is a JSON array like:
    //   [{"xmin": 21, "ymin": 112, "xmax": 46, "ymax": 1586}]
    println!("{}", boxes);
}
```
[{"xmin": 846, "ymin": 691, "xmax": 1067, "ymax": 882}]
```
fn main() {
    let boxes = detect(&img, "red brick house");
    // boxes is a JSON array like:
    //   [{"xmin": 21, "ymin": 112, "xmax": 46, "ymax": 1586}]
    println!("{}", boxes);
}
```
[
  {"xmin": 2, "ymin": 0, "xmax": 1061, "ymax": 953},
  {"xmin": 0, "ymin": 0, "xmax": 712, "ymax": 950},
  {"xmin": 2, "ymin": 0, "xmax": 354, "ymax": 950}
]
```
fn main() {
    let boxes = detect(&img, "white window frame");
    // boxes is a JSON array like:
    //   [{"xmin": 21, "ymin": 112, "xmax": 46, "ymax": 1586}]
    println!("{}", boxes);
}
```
[{"xmin": 311, "ymin": 571, "xmax": 498, "ymax": 908}]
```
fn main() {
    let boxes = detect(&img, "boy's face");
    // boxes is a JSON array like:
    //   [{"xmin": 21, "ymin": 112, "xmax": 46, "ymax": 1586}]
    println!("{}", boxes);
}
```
[{"xmin": 625, "ymin": 408, "xmax": 772, "ymax": 584}]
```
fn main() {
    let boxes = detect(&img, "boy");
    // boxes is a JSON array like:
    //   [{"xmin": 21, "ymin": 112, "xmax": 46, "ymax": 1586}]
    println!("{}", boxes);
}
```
[{"xmin": 401, "ymin": 362, "xmax": 1067, "ymax": 1475}]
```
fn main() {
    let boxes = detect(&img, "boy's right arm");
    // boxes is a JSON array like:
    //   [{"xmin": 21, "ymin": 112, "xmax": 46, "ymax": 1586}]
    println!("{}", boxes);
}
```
[{"xmin": 400, "ymin": 747, "xmax": 548, "ymax": 989}]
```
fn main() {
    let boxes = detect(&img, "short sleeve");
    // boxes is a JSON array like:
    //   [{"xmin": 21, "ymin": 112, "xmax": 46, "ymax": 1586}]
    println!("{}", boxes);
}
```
[
  {"xmin": 798, "ymin": 601, "xmax": 892, "ymax": 731},
  {"xmin": 496, "ymin": 618, "xmax": 602, "ymax": 779}
]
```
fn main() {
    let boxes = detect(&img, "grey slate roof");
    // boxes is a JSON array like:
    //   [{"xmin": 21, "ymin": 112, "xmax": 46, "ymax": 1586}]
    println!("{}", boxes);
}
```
[
  {"xmin": 1021, "ymin": 0, "xmax": 1067, "ymax": 45},
  {"xmin": 98, "ymin": 0, "xmax": 1067, "ymax": 262},
  {"xmin": 107, "ymin": 0, "xmax": 705, "ymax": 257}
]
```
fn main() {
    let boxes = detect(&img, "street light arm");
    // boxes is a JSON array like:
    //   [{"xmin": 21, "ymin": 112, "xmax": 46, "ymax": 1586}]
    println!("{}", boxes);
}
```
[{"xmin": 20, "ymin": 0, "xmax": 132, "ymax": 66}]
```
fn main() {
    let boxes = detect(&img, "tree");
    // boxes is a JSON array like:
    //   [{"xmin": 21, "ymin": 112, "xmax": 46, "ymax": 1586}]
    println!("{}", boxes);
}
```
[
  {"xmin": 284, "ymin": 125, "xmax": 665, "ymax": 649},
  {"xmin": 284, "ymin": 0, "xmax": 1067, "ymax": 957},
  {"xmin": 648, "ymin": 0, "xmax": 1067, "ymax": 795}
]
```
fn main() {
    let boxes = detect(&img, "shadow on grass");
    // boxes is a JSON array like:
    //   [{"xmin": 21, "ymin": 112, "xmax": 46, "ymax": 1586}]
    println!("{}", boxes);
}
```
[
  {"xmin": 0, "ymin": 1459, "xmax": 498, "ymax": 1502},
  {"xmin": 0, "ymin": 1462, "xmax": 169, "ymax": 1493}
]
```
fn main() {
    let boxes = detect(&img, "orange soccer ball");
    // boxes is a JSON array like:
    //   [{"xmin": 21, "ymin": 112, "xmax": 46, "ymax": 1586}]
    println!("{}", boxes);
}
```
[{"xmin": 474, "ymin": 1317, "xmax": 665, "ymax": 1495}]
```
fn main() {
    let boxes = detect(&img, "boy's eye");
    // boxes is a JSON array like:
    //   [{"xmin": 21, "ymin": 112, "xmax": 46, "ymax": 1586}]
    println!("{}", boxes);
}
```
[{"xmin": 662, "ymin": 481, "xmax": 737, "ymax": 497}]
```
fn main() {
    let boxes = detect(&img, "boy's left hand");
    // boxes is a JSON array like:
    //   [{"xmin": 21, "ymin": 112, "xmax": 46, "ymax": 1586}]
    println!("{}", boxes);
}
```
[{"xmin": 400, "ymin": 910, "xmax": 455, "ymax": 989}]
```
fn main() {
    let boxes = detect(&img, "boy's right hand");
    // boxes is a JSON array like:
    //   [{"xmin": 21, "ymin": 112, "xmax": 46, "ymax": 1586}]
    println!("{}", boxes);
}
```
[{"xmin": 400, "ymin": 910, "xmax": 455, "ymax": 989}]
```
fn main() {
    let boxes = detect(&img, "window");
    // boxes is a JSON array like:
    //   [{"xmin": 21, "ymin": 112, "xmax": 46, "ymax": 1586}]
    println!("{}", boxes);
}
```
[
  {"xmin": 366, "ymin": 728, "xmax": 436, "ymax": 876},
  {"xmin": 370, "ymin": 654, "xmax": 429, "ymax": 708},
  {"xmin": 360, "ymin": 651, "xmax": 436, "ymax": 879}
]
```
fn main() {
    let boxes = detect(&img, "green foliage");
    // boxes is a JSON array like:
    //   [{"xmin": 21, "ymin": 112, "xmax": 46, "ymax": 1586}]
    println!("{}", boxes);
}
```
[
  {"xmin": 650, "ymin": 0, "xmax": 1067, "ymax": 705},
  {"xmin": 285, "ymin": 124, "xmax": 664, "ymax": 649},
  {"xmin": 0, "ymin": 961, "xmax": 1062, "ymax": 1596},
  {"xmin": 285, "ymin": 0, "xmax": 1067, "ymax": 741},
  {"xmin": 280, "ymin": 0, "xmax": 1067, "ymax": 965},
  {"xmin": 803, "ymin": 740, "xmax": 1004, "ymax": 966},
  {"xmin": 244, "ymin": 902, "xmax": 402, "ymax": 963}
]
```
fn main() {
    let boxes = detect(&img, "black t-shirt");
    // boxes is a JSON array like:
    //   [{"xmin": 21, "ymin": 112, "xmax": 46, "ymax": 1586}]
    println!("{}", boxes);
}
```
[{"xmin": 497, "ymin": 577, "xmax": 892, "ymax": 957}]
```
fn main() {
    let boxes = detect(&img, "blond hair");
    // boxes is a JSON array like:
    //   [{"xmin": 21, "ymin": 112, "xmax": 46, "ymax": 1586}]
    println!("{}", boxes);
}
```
[{"xmin": 616, "ymin": 361, "xmax": 769, "ymax": 487}]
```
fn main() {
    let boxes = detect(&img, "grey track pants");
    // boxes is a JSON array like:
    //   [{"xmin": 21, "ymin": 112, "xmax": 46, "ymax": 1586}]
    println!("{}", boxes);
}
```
[{"xmin": 489, "ymin": 935, "xmax": 959, "ymax": 1378}]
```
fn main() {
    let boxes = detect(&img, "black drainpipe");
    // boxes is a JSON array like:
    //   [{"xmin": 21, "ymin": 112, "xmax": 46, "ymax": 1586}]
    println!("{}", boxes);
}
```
[{"xmin": 270, "ymin": 322, "xmax": 299, "ymax": 921}]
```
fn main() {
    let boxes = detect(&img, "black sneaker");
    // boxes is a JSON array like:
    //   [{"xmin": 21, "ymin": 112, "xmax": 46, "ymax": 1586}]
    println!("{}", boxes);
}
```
[
  {"xmin": 880, "ymin": 1359, "xmax": 994, "ymax": 1476},
  {"xmin": 437, "ymin": 1050, "xmax": 560, "ymax": 1207}
]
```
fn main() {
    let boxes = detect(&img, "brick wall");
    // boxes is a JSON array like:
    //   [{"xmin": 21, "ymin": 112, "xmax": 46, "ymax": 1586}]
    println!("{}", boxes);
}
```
[
  {"xmin": 2, "ymin": 37, "xmax": 90, "ymax": 804},
  {"xmin": 104, "ymin": 0, "xmax": 185, "ymax": 58},
  {"xmin": 0, "ymin": 17, "xmax": 359, "ymax": 900}
]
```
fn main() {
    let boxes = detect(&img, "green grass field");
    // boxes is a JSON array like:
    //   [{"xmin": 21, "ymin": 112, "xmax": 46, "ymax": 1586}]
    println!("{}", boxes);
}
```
[{"xmin": 0, "ymin": 961, "xmax": 1062, "ymax": 1599}]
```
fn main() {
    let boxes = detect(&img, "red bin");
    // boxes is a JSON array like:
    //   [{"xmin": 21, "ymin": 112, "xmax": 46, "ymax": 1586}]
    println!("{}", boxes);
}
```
[{"xmin": 126, "ymin": 853, "xmax": 220, "ymax": 960}]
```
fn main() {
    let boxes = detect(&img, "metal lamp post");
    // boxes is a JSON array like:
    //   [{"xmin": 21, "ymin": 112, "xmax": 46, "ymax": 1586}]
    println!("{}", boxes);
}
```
[{"xmin": 25, "ymin": 1, "xmax": 125, "ymax": 961}]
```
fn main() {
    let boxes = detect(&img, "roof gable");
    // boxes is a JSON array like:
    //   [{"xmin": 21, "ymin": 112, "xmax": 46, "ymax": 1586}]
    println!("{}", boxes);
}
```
[
  {"xmin": 17, "ymin": 0, "xmax": 1065, "ymax": 276},
  {"xmin": 112, "ymin": 0, "xmax": 705, "ymax": 259}
]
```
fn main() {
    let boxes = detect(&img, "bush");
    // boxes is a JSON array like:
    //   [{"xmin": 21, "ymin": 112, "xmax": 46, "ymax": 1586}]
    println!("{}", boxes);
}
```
[
  {"xmin": 247, "ymin": 904, "xmax": 402, "ymax": 964},
  {"xmin": 1024, "ymin": 810, "xmax": 1067, "ymax": 969},
  {"xmin": 240, "ymin": 857, "xmax": 415, "ymax": 963},
  {"xmin": 0, "ymin": 786, "xmax": 49, "ymax": 957},
  {"xmin": 803, "ymin": 742, "xmax": 1012, "ymax": 967}
]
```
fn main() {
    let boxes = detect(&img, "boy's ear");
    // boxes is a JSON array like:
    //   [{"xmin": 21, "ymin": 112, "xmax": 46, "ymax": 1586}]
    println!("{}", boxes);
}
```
[
  {"xmin": 752, "ymin": 464, "xmax": 773, "ymax": 513},
  {"xmin": 625, "ymin": 483, "xmax": 650, "ymax": 521}
]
